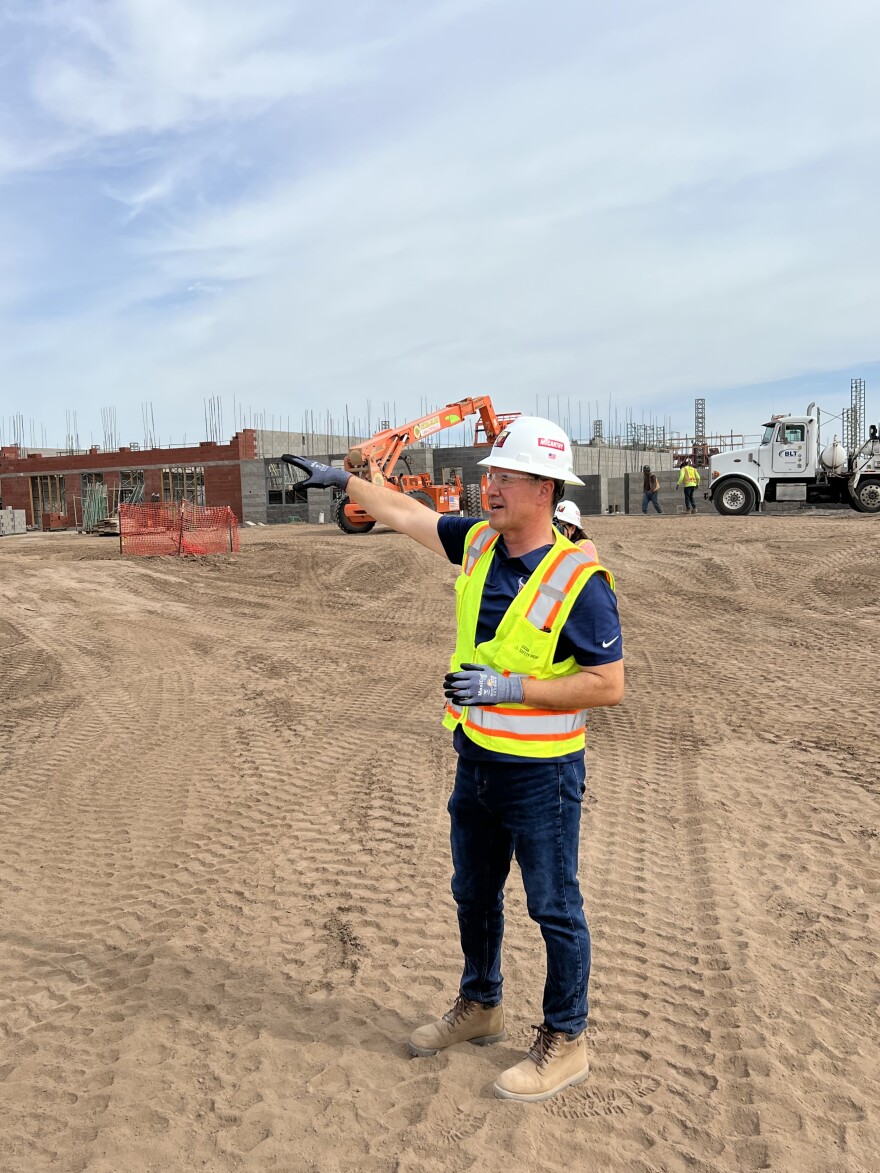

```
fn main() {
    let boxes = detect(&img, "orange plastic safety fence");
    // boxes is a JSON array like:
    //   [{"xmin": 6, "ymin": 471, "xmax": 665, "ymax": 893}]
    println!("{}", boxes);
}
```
[{"xmin": 119, "ymin": 502, "xmax": 240, "ymax": 557}]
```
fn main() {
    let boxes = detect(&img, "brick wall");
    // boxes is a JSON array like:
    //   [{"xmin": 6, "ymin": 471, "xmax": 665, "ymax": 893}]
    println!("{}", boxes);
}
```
[
  {"xmin": 203, "ymin": 465, "xmax": 244, "ymax": 521},
  {"xmin": 0, "ymin": 478, "xmax": 32, "ymax": 521},
  {"xmin": 0, "ymin": 431, "xmax": 257, "ymax": 526}
]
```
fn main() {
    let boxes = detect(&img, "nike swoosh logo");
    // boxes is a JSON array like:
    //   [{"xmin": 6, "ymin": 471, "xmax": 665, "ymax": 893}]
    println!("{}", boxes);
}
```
[{"xmin": 602, "ymin": 636, "xmax": 620, "ymax": 648}]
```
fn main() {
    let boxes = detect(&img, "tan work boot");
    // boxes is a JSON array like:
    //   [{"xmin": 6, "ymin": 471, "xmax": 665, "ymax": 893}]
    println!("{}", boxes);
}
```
[
  {"xmin": 408, "ymin": 994, "xmax": 506, "ymax": 1057},
  {"xmin": 493, "ymin": 1023, "xmax": 589, "ymax": 1101}
]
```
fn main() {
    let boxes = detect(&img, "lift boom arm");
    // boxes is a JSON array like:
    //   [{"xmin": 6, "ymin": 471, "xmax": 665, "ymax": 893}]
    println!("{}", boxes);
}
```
[{"xmin": 344, "ymin": 396, "xmax": 505, "ymax": 486}]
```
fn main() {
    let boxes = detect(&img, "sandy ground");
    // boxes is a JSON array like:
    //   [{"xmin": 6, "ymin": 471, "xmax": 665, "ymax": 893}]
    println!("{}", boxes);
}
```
[{"xmin": 0, "ymin": 512, "xmax": 878, "ymax": 1173}]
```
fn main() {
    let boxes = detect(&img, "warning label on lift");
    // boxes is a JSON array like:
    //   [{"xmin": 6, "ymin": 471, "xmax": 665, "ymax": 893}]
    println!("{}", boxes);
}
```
[{"xmin": 413, "ymin": 416, "xmax": 441, "ymax": 439}]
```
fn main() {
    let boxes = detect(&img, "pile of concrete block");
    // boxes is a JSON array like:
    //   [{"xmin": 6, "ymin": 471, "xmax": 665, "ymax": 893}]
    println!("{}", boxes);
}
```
[{"xmin": 0, "ymin": 508, "xmax": 27, "ymax": 536}]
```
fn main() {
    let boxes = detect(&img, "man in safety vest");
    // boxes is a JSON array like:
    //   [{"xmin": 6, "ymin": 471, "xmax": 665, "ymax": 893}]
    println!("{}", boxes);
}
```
[
  {"xmin": 283, "ymin": 416, "xmax": 624, "ymax": 1103},
  {"xmin": 677, "ymin": 457, "xmax": 701, "ymax": 513}
]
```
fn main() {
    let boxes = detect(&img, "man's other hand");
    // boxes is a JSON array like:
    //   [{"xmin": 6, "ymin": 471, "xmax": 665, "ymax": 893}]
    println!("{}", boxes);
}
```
[{"xmin": 443, "ymin": 664, "xmax": 526, "ymax": 706}]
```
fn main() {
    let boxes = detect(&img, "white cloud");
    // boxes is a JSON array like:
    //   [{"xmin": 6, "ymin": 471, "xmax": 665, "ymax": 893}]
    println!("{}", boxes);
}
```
[
  {"xmin": 1, "ymin": 0, "xmax": 880, "ymax": 443},
  {"xmin": 26, "ymin": 0, "xmax": 364, "ymax": 136}
]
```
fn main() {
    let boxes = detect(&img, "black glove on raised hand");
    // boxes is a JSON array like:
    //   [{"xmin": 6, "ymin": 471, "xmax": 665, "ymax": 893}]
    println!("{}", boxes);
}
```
[
  {"xmin": 281, "ymin": 454, "xmax": 352, "ymax": 491},
  {"xmin": 443, "ymin": 663, "xmax": 527, "ymax": 706}
]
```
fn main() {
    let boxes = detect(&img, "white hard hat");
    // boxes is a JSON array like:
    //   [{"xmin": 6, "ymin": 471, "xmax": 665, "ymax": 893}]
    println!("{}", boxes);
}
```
[
  {"xmin": 478, "ymin": 416, "xmax": 584, "ymax": 485},
  {"xmin": 554, "ymin": 500, "xmax": 581, "ymax": 528}
]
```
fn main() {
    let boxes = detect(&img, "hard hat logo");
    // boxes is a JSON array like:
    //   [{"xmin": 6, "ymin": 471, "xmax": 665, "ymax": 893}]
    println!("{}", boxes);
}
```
[
  {"xmin": 538, "ymin": 437, "xmax": 565, "ymax": 451},
  {"xmin": 494, "ymin": 429, "xmax": 510, "ymax": 448},
  {"xmin": 554, "ymin": 500, "xmax": 582, "ymax": 528}
]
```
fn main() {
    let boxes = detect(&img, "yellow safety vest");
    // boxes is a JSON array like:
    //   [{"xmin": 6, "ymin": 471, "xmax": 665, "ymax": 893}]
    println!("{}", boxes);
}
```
[
  {"xmin": 679, "ymin": 466, "xmax": 700, "ymax": 487},
  {"xmin": 442, "ymin": 522, "xmax": 616, "ymax": 758}
]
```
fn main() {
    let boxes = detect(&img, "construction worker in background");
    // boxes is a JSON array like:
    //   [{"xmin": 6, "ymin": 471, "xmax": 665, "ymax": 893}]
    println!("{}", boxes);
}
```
[
  {"xmin": 677, "ymin": 457, "xmax": 701, "ymax": 513},
  {"xmin": 642, "ymin": 465, "xmax": 662, "ymax": 514},
  {"xmin": 553, "ymin": 500, "xmax": 599, "ymax": 561},
  {"xmin": 283, "ymin": 416, "xmax": 624, "ymax": 1103}
]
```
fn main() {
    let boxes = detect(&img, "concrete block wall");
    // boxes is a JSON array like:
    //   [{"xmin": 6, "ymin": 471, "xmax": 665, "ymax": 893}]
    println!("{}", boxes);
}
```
[
  {"xmin": 606, "ymin": 477, "xmax": 627, "ymax": 513},
  {"xmin": 571, "ymin": 446, "xmax": 677, "ymax": 479},
  {"xmin": 556, "ymin": 476, "xmax": 604, "ymax": 518},
  {"xmin": 240, "ymin": 460, "xmax": 268, "ymax": 525},
  {"xmin": 265, "ymin": 502, "xmax": 309, "ymax": 524},
  {"xmin": 256, "ymin": 429, "xmax": 367, "ymax": 458},
  {"xmin": 307, "ymin": 488, "xmax": 335, "ymax": 524},
  {"xmin": 432, "ymin": 445, "xmax": 492, "ymax": 493},
  {"xmin": 0, "ymin": 509, "xmax": 26, "ymax": 535},
  {"xmin": 610, "ymin": 469, "xmax": 700, "ymax": 513},
  {"xmin": 399, "ymin": 446, "xmax": 437, "ymax": 477}
]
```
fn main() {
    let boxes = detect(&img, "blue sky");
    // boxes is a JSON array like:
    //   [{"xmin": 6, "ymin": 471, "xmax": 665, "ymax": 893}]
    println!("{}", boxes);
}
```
[{"xmin": 1, "ymin": 0, "xmax": 879, "ymax": 449}]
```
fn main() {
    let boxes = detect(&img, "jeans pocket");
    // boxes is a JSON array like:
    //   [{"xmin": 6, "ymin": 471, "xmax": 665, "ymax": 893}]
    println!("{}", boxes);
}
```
[{"xmin": 560, "ymin": 759, "xmax": 587, "ymax": 805}]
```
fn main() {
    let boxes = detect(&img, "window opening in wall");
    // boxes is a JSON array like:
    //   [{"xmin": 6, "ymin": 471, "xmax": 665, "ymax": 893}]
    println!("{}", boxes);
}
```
[
  {"xmin": 266, "ymin": 461, "xmax": 308, "ymax": 505},
  {"xmin": 81, "ymin": 471, "xmax": 105, "ymax": 492},
  {"xmin": 80, "ymin": 471, "xmax": 109, "ymax": 532},
  {"xmin": 119, "ymin": 469, "xmax": 145, "ymax": 503},
  {"xmin": 30, "ymin": 474, "xmax": 66, "ymax": 523},
  {"xmin": 162, "ymin": 466, "xmax": 205, "ymax": 505}
]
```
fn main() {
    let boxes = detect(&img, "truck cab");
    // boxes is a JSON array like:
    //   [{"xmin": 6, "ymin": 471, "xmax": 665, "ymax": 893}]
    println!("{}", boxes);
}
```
[
  {"xmin": 707, "ymin": 414, "xmax": 818, "ymax": 514},
  {"xmin": 767, "ymin": 418, "xmax": 811, "ymax": 475},
  {"xmin": 708, "ymin": 409, "xmax": 880, "ymax": 514}
]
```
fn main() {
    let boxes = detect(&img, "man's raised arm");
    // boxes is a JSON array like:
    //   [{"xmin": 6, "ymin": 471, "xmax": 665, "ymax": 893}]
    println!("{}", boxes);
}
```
[{"xmin": 281, "ymin": 456, "xmax": 446, "ymax": 556}]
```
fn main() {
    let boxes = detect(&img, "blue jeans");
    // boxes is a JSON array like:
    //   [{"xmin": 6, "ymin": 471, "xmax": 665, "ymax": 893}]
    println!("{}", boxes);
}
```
[
  {"xmin": 642, "ymin": 491, "xmax": 661, "ymax": 513},
  {"xmin": 447, "ymin": 755, "xmax": 590, "ymax": 1037},
  {"xmin": 683, "ymin": 486, "xmax": 696, "ymax": 511}
]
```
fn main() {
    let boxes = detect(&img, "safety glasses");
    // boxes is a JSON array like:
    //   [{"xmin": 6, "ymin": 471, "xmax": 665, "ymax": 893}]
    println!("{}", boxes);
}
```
[{"xmin": 485, "ymin": 471, "xmax": 538, "ymax": 487}]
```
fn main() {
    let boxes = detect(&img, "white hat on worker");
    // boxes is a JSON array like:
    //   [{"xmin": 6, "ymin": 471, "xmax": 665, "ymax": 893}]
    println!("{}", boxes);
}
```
[
  {"xmin": 554, "ymin": 500, "xmax": 582, "ymax": 528},
  {"xmin": 478, "ymin": 416, "xmax": 584, "ymax": 485}
]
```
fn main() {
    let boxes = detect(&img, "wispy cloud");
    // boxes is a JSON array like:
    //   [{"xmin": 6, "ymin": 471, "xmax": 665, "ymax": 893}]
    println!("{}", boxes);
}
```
[{"xmin": 1, "ymin": 0, "xmax": 879, "ymax": 444}]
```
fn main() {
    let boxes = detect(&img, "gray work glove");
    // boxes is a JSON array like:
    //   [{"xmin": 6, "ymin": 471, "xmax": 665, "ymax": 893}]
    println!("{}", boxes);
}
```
[
  {"xmin": 281, "ymin": 454, "xmax": 352, "ymax": 491},
  {"xmin": 443, "ymin": 663, "xmax": 526, "ymax": 706}
]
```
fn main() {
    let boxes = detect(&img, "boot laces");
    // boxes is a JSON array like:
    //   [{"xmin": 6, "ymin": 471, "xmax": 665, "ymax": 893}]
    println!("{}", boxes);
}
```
[
  {"xmin": 443, "ymin": 994, "xmax": 476, "ymax": 1026},
  {"xmin": 527, "ymin": 1023, "xmax": 562, "ymax": 1070}
]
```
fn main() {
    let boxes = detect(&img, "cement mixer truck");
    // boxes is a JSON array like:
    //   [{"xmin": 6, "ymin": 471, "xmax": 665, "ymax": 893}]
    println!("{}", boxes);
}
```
[{"xmin": 707, "ymin": 406, "xmax": 880, "ymax": 515}]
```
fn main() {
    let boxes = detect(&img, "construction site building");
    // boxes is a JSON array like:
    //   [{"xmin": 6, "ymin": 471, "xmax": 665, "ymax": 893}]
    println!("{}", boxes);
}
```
[{"xmin": 0, "ymin": 427, "xmax": 685, "ymax": 532}]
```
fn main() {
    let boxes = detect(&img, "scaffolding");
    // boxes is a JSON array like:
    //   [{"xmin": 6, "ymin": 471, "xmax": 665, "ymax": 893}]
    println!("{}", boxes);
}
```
[
  {"xmin": 848, "ymin": 378, "xmax": 866, "ymax": 450},
  {"xmin": 669, "ymin": 433, "xmax": 746, "ymax": 468},
  {"xmin": 695, "ymin": 397, "xmax": 706, "ymax": 445},
  {"xmin": 627, "ymin": 422, "xmax": 667, "ymax": 448}
]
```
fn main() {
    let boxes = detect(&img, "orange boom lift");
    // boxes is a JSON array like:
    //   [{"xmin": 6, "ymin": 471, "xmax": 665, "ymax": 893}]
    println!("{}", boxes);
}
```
[{"xmin": 334, "ymin": 396, "xmax": 517, "ymax": 534}]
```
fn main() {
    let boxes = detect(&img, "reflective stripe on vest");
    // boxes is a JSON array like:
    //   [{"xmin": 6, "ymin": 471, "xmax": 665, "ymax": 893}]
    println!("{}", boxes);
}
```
[
  {"xmin": 445, "ymin": 522, "xmax": 499, "ymax": 724},
  {"xmin": 524, "ymin": 546, "xmax": 603, "ymax": 632},
  {"xmin": 463, "ymin": 521, "xmax": 499, "ymax": 576},
  {"xmin": 459, "ymin": 701, "xmax": 586, "ymax": 744}
]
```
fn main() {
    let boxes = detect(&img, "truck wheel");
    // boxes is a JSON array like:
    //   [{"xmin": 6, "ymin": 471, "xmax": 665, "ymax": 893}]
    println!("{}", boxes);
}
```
[
  {"xmin": 848, "ymin": 477, "xmax": 880, "ymax": 514},
  {"xmin": 713, "ymin": 478, "xmax": 756, "ymax": 515},
  {"xmin": 406, "ymin": 489, "xmax": 437, "ymax": 510},
  {"xmin": 333, "ymin": 494, "xmax": 376, "ymax": 534},
  {"xmin": 465, "ymin": 484, "xmax": 483, "ymax": 517}
]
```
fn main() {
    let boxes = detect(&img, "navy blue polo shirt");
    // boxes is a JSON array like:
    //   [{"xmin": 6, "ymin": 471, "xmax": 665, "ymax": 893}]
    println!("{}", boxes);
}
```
[{"xmin": 438, "ymin": 516, "xmax": 622, "ymax": 762}]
